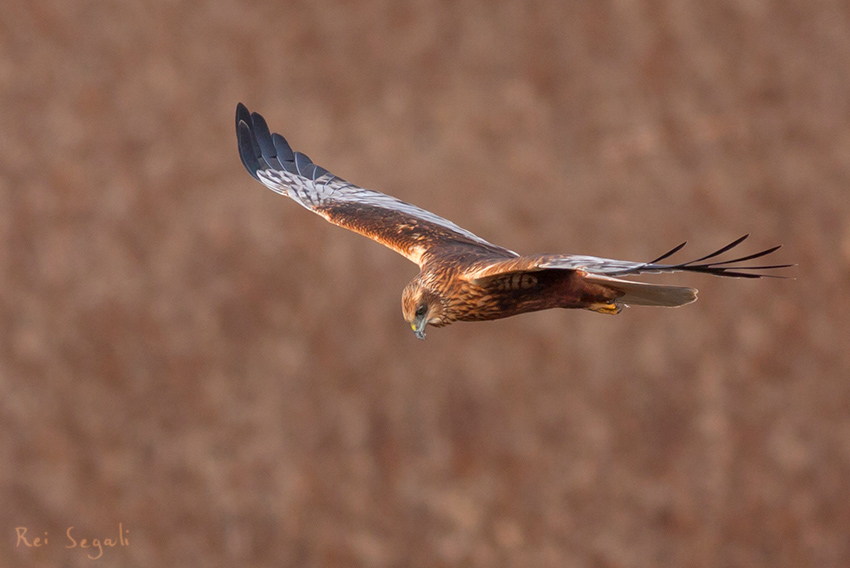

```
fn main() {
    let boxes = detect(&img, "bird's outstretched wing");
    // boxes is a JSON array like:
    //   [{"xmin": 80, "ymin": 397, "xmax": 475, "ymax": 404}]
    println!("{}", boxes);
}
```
[
  {"xmin": 236, "ymin": 103, "xmax": 515, "ymax": 266},
  {"xmin": 465, "ymin": 235, "xmax": 792, "ymax": 283}
]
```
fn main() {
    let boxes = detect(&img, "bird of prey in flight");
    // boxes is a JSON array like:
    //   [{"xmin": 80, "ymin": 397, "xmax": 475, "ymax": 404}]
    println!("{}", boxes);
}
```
[{"xmin": 236, "ymin": 103, "xmax": 789, "ymax": 339}]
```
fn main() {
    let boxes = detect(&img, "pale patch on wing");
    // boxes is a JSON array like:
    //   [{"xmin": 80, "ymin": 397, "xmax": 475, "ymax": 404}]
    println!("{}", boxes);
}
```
[
  {"xmin": 464, "ymin": 254, "xmax": 650, "ymax": 284},
  {"xmin": 257, "ymin": 169, "xmax": 498, "ymax": 246},
  {"xmin": 536, "ymin": 255, "xmax": 650, "ymax": 274}
]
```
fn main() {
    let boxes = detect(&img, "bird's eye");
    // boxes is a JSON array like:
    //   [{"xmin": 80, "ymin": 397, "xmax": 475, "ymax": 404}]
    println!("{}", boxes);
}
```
[{"xmin": 415, "ymin": 305, "xmax": 427, "ymax": 317}]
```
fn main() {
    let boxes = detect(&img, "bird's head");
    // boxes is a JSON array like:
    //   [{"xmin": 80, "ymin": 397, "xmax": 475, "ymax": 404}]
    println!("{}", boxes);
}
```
[{"xmin": 402, "ymin": 277, "xmax": 447, "ymax": 340}]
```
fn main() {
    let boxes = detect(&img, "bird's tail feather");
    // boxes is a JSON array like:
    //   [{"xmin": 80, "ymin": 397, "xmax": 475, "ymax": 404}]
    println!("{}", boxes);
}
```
[{"xmin": 585, "ymin": 274, "xmax": 698, "ymax": 308}]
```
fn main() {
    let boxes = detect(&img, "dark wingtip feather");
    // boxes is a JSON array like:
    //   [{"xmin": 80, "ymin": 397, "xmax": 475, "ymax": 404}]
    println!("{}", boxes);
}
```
[
  {"xmin": 272, "ymin": 133, "xmax": 295, "ymax": 163},
  {"xmin": 293, "ymin": 152, "xmax": 314, "ymax": 177},
  {"xmin": 236, "ymin": 102, "xmax": 251, "ymax": 133},
  {"xmin": 237, "ymin": 121, "xmax": 262, "ymax": 180},
  {"xmin": 705, "ymin": 244, "xmax": 782, "ymax": 266},
  {"xmin": 680, "ymin": 234, "xmax": 750, "ymax": 266},
  {"xmin": 248, "ymin": 111, "xmax": 277, "ymax": 167},
  {"xmin": 646, "ymin": 241, "xmax": 687, "ymax": 264},
  {"xmin": 236, "ymin": 103, "xmax": 266, "ymax": 175}
]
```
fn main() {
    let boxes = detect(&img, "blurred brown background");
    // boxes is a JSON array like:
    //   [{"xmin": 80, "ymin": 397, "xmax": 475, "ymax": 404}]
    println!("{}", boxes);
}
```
[{"xmin": 2, "ymin": 1, "xmax": 848, "ymax": 567}]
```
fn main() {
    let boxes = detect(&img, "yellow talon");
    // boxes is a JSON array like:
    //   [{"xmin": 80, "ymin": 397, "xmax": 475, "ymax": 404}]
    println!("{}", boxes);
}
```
[{"xmin": 588, "ymin": 302, "xmax": 622, "ymax": 315}]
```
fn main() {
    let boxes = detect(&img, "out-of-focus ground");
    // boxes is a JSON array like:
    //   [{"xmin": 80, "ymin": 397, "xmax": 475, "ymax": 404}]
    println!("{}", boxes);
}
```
[{"xmin": 1, "ymin": 1, "xmax": 848, "ymax": 567}]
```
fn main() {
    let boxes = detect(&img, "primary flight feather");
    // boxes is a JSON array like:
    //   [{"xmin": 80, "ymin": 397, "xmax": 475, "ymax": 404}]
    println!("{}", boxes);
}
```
[{"xmin": 236, "ymin": 103, "xmax": 790, "ymax": 339}]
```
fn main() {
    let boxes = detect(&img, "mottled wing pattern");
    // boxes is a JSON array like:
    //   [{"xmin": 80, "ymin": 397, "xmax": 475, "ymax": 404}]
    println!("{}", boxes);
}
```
[
  {"xmin": 236, "ymin": 103, "xmax": 515, "ymax": 266},
  {"xmin": 465, "ymin": 235, "xmax": 791, "ymax": 284}
]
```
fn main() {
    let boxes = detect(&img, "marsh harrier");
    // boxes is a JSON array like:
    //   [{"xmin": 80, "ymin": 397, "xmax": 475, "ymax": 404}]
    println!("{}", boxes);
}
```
[{"xmin": 236, "ymin": 103, "xmax": 789, "ymax": 339}]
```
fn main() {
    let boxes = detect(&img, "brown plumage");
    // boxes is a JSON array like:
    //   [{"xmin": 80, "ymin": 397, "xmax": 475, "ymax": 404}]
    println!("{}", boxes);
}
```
[{"xmin": 236, "ymin": 104, "xmax": 791, "ymax": 339}]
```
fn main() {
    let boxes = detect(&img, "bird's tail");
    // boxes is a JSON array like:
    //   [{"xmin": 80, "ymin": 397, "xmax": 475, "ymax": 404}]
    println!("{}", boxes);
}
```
[{"xmin": 585, "ymin": 274, "xmax": 698, "ymax": 309}]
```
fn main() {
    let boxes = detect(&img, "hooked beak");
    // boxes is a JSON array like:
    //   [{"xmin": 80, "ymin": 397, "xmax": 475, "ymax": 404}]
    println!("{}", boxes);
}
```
[{"xmin": 411, "ymin": 316, "xmax": 427, "ymax": 340}]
